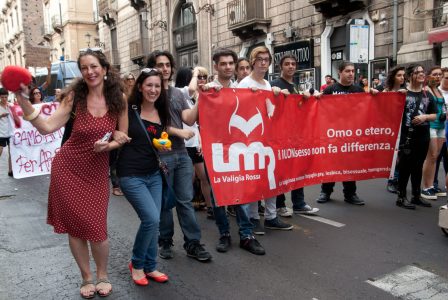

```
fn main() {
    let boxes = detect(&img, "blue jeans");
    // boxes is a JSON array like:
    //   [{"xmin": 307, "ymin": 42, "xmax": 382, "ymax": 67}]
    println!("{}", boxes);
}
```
[
  {"xmin": 159, "ymin": 152, "xmax": 201, "ymax": 245},
  {"xmin": 119, "ymin": 171, "xmax": 162, "ymax": 272},
  {"xmin": 212, "ymin": 200, "xmax": 253, "ymax": 239},
  {"xmin": 276, "ymin": 188, "xmax": 306, "ymax": 209}
]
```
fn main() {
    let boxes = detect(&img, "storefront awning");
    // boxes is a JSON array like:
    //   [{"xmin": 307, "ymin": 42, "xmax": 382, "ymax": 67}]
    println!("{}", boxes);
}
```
[{"xmin": 428, "ymin": 26, "xmax": 448, "ymax": 44}]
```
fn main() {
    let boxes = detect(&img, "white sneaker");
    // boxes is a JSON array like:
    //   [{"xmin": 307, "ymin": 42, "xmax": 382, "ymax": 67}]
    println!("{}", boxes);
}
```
[
  {"xmin": 276, "ymin": 207, "xmax": 293, "ymax": 217},
  {"xmin": 294, "ymin": 204, "xmax": 319, "ymax": 215}
]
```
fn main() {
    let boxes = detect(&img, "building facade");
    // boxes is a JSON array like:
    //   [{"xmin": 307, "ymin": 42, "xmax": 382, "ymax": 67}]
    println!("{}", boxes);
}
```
[
  {"xmin": 0, "ymin": 0, "xmax": 51, "ymax": 70},
  {"xmin": 95, "ymin": 0, "xmax": 448, "ymax": 88},
  {"xmin": 42, "ymin": 0, "xmax": 97, "ymax": 63},
  {"xmin": 1, "ymin": 0, "xmax": 447, "ymax": 89}
]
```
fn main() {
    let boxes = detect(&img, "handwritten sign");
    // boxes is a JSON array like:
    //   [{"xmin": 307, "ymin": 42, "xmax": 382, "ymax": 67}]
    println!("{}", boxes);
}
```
[{"xmin": 8, "ymin": 103, "xmax": 63, "ymax": 178}]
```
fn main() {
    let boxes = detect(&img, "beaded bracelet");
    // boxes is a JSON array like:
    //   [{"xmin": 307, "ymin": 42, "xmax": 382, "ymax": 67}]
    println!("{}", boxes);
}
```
[{"xmin": 23, "ymin": 108, "xmax": 40, "ymax": 121}]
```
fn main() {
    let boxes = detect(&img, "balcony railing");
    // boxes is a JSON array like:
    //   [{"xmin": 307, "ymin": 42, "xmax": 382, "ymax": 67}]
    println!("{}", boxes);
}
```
[
  {"xmin": 129, "ymin": 40, "xmax": 144, "ymax": 66},
  {"xmin": 227, "ymin": 0, "xmax": 271, "ymax": 39}
]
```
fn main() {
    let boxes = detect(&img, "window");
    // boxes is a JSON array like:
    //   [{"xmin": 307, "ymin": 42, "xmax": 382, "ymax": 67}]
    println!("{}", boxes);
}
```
[{"xmin": 173, "ymin": 2, "xmax": 198, "ymax": 67}]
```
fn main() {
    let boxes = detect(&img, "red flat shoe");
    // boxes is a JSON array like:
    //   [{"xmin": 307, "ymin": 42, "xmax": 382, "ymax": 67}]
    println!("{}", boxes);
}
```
[
  {"xmin": 145, "ymin": 271, "xmax": 169, "ymax": 283},
  {"xmin": 129, "ymin": 262, "xmax": 149, "ymax": 286}
]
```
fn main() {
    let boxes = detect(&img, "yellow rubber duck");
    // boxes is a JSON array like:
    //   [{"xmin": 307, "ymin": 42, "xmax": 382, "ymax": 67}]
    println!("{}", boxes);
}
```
[{"xmin": 153, "ymin": 131, "xmax": 172, "ymax": 150}]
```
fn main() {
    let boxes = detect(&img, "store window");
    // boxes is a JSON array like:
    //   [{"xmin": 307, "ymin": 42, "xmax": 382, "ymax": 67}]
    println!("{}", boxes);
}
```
[{"xmin": 173, "ymin": 1, "xmax": 198, "ymax": 67}]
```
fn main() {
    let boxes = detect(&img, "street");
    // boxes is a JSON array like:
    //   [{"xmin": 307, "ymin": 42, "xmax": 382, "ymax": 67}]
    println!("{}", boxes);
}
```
[{"xmin": 1, "ymin": 153, "xmax": 448, "ymax": 300}]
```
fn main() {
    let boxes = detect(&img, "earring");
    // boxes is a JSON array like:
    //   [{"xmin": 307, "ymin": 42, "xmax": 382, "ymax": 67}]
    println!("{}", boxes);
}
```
[{"xmin": 104, "ymin": 75, "xmax": 108, "ymax": 81}]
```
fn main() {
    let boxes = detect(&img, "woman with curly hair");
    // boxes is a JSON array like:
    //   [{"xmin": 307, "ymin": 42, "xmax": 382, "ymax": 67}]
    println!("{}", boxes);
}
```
[{"xmin": 15, "ymin": 49, "xmax": 129, "ymax": 298}]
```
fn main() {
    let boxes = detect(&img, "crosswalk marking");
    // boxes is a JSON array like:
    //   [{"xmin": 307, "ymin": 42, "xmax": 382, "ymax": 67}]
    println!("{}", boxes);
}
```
[
  {"xmin": 298, "ymin": 215, "xmax": 346, "ymax": 227},
  {"xmin": 367, "ymin": 265, "xmax": 448, "ymax": 299}
]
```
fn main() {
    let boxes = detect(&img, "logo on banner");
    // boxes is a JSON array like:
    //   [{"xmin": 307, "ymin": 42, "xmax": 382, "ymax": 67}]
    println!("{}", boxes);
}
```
[{"xmin": 212, "ymin": 96, "xmax": 276, "ymax": 189}]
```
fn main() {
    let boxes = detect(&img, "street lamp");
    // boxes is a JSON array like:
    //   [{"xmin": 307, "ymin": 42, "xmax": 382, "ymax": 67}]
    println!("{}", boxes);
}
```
[
  {"xmin": 185, "ymin": 2, "xmax": 215, "ymax": 16},
  {"xmin": 141, "ymin": 9, "xmax": 167, "ymax": 31},
  {"xmin": 85, "ymin": 32, "xmax": 91, "ymax": 47}
]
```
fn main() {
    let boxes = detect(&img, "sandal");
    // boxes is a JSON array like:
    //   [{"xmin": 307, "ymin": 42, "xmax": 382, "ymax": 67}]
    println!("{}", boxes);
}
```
[
  {"xmin": 96, "ymin": 278, "xmax": 112, "ymax": 297},
  {"xmin": 80, "ymin": 280, "xmax": 96, "ymax": 299},
  {"xmin": 112, "ymin": 187, "xmax": 124, "ymax": 196}
]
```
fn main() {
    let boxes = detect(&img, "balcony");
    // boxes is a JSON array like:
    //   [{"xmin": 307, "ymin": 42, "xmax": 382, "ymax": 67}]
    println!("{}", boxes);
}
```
[
  {"xmin": 227, "ymin": 0, "xmax": 271, "ymax": 39},
  {"xmin": 99, "ymin": 0, "xmax": 118, "ymax": 26},
  {"xmin": 129, "ymin": 40, "xmax": 144, "ymax": 66},
  {"xmin": 51, "ymin": 15, "xmax": 63, "ymax": 33},
  {"xmin": 309, "ymin": 0, "xmax": 367, "ymax": 18},
  {"xmin": 43, "ymin": 24, "xmax": 53, "ymax": 41}
]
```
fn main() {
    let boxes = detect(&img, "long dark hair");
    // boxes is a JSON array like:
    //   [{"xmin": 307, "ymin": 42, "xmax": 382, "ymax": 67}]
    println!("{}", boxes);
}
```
[
  {"xmin": 175, "ymin": 67, "xmax": 193, "ymax": 88},
  {"xmin": 128, "ymin": 68, "xmax": 170, "ymax": 128},
  {"xmin": 29, "ymin": 86, "xmax": 43, "ymax": 104},
  {"xmin": 65, "ymin": 49, "xmax": 125, "ymax": 117},
  {"xmin": 385, "ymin": 66, "xmax": 406, "ymax": 90}
]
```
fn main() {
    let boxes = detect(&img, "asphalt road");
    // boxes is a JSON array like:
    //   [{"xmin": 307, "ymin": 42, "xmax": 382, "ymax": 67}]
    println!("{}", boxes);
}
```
[{"xmin": 1, "ymin": 154, "xmax": 448, "ymax": 300}]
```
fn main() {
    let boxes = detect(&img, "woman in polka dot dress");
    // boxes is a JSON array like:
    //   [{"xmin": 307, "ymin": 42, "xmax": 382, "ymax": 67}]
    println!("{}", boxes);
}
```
[{"xmin": 15, "ymin": 49, "xmax": 129, "ymax": 299}]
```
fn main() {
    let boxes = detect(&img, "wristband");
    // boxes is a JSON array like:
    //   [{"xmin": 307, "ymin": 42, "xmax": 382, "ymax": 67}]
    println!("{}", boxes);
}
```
[
  {"xmin": 21, "ymin": 92, "xmax": 30, "ymax": 99},
  {"xmin": 23, "ymin": 108, "xmax": 40, "ymax": 121}
]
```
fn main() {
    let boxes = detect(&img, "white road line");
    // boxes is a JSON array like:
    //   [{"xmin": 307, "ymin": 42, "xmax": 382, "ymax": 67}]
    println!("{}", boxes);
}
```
[
  {"xmin": 298, "ymin": 215, "xmax": 346, "ymax": 228},
  {"xmin": 366, "ymin": 265, "xmax": 448, "ymax": 299}
]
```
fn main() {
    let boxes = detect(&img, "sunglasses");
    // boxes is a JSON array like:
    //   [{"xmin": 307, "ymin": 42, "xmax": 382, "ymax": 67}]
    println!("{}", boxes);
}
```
[
  {"xmin": 79, "ymin": 47, "xmax": 103, "ymax": 54},
  {"xmin": 197, "ymin": 75, "xmax": 207, "ymax": 80},
  {"xmin": 33, "ymin": 91, "xmax": 41, "ymax": 95},
  {"xmin": 126, "ymin": 77, "xmax": 135, "ymax": 81},
  {"xmin": 141, "ymin": 68, "xmax": 161, "ymax": 75}
]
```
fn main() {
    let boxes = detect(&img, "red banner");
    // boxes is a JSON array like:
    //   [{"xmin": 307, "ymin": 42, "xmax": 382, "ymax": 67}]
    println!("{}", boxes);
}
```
[{"xmin": 199, "ymin": 89, "xmax": 405, "ymax": 206}]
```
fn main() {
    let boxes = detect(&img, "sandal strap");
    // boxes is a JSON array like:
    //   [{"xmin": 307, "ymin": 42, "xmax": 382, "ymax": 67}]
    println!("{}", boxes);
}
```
[
  {"xmin": 96, "ymin": 278, "xmax": 111, "ymax": 285},
  {"xmin": 80, "ymin": 280, "xmax": 95, "ymax": 287}
]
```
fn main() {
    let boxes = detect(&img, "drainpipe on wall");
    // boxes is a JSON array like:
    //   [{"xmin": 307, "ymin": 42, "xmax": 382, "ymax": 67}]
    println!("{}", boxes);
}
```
[{"xmin": 392, "ymin": 0, "xmax": 398, "ymax": 64}]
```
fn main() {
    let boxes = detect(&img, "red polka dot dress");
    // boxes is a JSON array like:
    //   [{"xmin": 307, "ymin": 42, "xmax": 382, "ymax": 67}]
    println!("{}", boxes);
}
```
[{"xmin": 47, "ymin": 106, "xmax": 117, "ymax": 242}]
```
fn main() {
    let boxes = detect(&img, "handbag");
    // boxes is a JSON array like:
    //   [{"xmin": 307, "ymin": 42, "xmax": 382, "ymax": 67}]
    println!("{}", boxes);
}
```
[{"xmin": 131, "ymin": 105, "xmax": 176, "ymax": 210}]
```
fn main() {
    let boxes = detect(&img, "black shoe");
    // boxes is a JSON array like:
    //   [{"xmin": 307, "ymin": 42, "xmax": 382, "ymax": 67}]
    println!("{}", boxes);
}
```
[
  {"xmin": 396, "ymin": 195, "xmax": 416, "ymax": 209},
  {"xmin": 216, "ymin": 233, "xmax": 231, "ymax": 253},
  {"xmin": 258, "ymin": 203, "xmax": 265, "ymax": 216},
  {"xmin": 7, "ymin": 171, "xmax": 13, "ymax": 177},
  {"xmin": 227, "ymin": 206, "xmax": 236, "ymax": 217},
  {"xmin": 264, "ymin": 217, "xmax": 293, "ymax": 230},
  {"xmin": 184, "ymin": 241, "xmax": 212, "ymax": 262},
  {"xmin": 316, "ymin": 192, "xmax": 330, "ymax": 203},
  {"xmin": 411, "ymin": 196, "xmax": 432, "ymax": 207},
  {"xmin": 206, "ymin": 207, "xmax": 215, "ymax": 220},
  {"xmin": 250, "ymin": 218, "xmax": 265, "ymax": 235},
  {"xmin": 344, "ymin": 194, "xmax": 365, "ymax": 205},
  {"xmin": 387, "ymin": 182, "xmax": 398, "ymax": 194},
  {"xmin": 159, "ymin": 240, "xmax": 174, "ymax": 259},
  {"xmin": 239, "ymin": 236, "xmax": 265, "ymax": 255}
]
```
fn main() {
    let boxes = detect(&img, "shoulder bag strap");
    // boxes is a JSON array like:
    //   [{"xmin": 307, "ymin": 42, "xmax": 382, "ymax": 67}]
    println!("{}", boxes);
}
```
[{"xmin": 131, "ymin": 105, "xmax": 169, "ymax": 175}]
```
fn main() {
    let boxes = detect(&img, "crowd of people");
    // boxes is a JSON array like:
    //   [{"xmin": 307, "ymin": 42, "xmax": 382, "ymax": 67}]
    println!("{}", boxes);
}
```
[{"xmin": 1, "ymin": 45, "xmax": 447, "ymax": 298}]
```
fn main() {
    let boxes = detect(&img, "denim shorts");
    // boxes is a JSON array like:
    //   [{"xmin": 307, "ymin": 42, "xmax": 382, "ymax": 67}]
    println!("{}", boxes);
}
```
[{"xmin": 430, "ymin": 128, "xmax": 445, "ymax": 139}]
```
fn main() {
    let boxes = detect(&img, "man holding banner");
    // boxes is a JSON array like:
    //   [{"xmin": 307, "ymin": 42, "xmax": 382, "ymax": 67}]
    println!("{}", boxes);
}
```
[
  {"xmin": 270, "ymin": 54, "xmax": 319, "ymax": 217},
  {"xmin": 317, "ymin": 61, "xmax": 378, "ymax": 205},
  {"xmin": 204, "ymin": 48, "xmax": 265, "ymax": 255},
  {"xmin": 238, "ymin": 46, "xmax": 294, "ymax": 233}
]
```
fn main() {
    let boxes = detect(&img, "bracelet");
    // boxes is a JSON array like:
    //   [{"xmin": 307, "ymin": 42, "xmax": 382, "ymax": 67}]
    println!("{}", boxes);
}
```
[
  {"xmin": 21, "ymin": 92, "xmax": 29, "ymax": 99},
  {"xmin": 23, "ymin": 108, "xmax": 41, "ymax": 121}
]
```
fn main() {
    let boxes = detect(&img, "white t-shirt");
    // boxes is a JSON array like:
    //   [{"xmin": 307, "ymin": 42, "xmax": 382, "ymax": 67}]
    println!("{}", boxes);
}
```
[
  {"xmin": 438, "ymin": 86, "xmax": 448, "ymax": 105},
  {"xmin": 179, "ymin": 86, "xmax": 200, "ymax": 148},
  {"xmin": 0, "ymin": 104, "xmax": 11, "ymax": 138},
  {"xmin": 238, "ymin": 76, "xmax": 271, "ymax": 91}
]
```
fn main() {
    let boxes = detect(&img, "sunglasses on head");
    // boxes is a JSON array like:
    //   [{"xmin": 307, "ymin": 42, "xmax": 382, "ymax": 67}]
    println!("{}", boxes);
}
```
[
  {"xmin": 79, "ymin": 47, "xmax": 103, "ymax": 55},
  {"xmin": 141, "ymin": 68, "xmax": 161, "ymax": 75}
]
